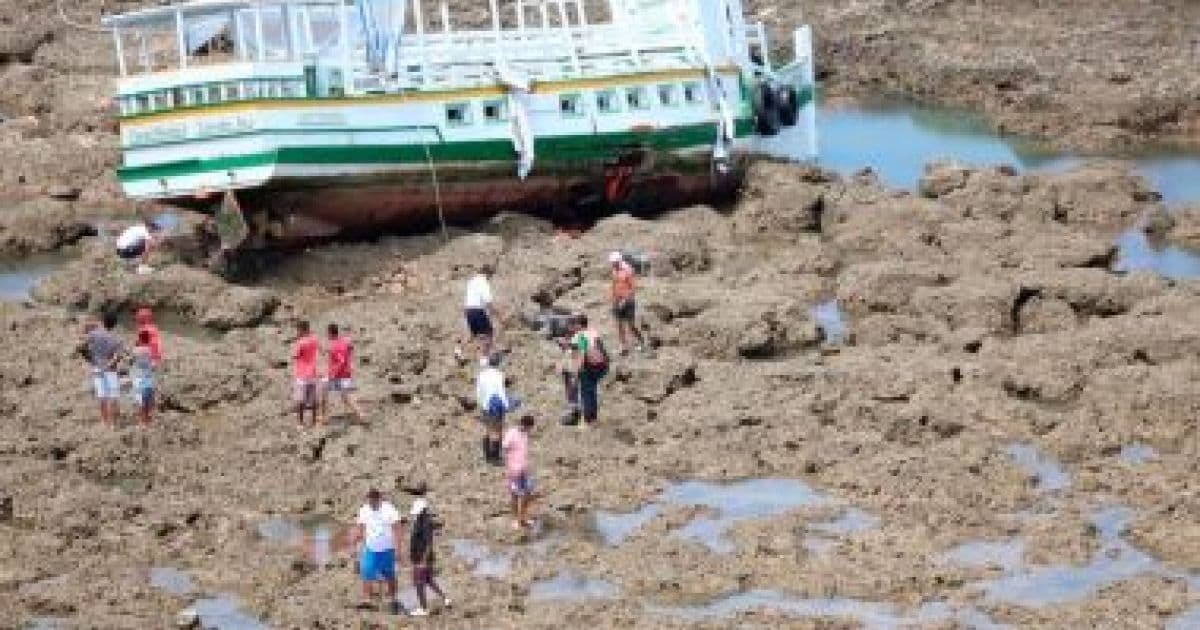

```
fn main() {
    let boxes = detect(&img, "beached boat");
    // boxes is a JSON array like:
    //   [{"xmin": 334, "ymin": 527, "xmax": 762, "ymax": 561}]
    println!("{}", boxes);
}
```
[{"xmin": 103, "ymin": 0, "xmax": 816, "ymax": 248}]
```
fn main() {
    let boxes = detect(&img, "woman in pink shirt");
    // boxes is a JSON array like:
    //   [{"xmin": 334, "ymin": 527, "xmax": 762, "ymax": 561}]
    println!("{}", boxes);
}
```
[
  {"xmin": 321, "ymin": 323, "xmax": 365, "ymax": 424},
  {"xmin": 292, "ymin": 320, "xmax": 320, "ymax": 426},
  {"xmin": 502, "ymin": 415, "xmax": 536, "ymax": 529}
]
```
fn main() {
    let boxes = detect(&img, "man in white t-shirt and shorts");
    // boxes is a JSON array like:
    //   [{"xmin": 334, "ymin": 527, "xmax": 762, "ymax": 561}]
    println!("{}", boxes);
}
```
[
  {"xmin": 348, "ymin": 488, "xmax": 406, "ymax": 614},
  {"xmin": 463, "ymin": 264, "xmax": 499, "ymax": 361},
  {"xmin": 115, "ymin": 219, "xmax": 162, "ymax": 270}
]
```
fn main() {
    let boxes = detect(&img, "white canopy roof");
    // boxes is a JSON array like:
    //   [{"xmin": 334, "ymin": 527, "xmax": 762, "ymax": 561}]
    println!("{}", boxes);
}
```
[{"xmin": 101, "ymin": 0, "xmax": 344, "ymax": 29}]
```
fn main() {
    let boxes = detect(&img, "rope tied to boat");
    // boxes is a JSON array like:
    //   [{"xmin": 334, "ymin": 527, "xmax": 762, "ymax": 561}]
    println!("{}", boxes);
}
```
[{"xmin": 422, "ymin": 142, "xmax": 450, "ymax": 243}]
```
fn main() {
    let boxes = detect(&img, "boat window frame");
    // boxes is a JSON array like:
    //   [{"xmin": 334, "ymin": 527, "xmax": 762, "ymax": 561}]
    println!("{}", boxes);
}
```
[
  {"xmin": 683, "ymin": 81, "xmax": 705, "ymax": 105},
  {"xmin": 559, "ymin": 92, "xmax": 584, "ymax": 118},
  {"xmin": 445, "ymin": 101, "xmax": 474, "ymax": 127},
  {"xmin": 657, "ymin": 83, "xmax": 679, "ymax": 107},
  {"xmin": 482, "ymin": 98, "xmax": 508, "ymax": 124},
  {"xmin": 595, "ymin": 88, "xmax": 622, "ymax": 114},
  {"xmin": 626, "ymin": 86, "xmax": 651, "ymax": 110}
]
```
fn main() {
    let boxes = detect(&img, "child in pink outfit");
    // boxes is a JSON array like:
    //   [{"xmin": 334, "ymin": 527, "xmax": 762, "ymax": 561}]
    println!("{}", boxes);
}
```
[{"xmin": 502, "ymin": 415, "xmax": 535, "ymax": 529}]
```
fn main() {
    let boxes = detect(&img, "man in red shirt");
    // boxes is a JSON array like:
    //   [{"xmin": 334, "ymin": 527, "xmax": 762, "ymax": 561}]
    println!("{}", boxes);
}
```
[
  {"xmin": 609, "ymin": 251, "xmax": 646, "ymax": 355},
  {"xmin": 321, "ymin": 323, "xmax": 365, "ymax": 424},
  {"xmin": 292, "ymin": 320, "xmax": 320, "ymax": 426}
]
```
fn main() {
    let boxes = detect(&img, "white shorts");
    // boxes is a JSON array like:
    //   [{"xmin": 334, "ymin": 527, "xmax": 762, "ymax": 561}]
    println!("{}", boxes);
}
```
[
  {"xmin": 325, "ymin": 378, "xmax": 355, "ymax": 393},
  {"xmin": 92, "ymin": 371, "xmax": 120, "ymax": 400}
]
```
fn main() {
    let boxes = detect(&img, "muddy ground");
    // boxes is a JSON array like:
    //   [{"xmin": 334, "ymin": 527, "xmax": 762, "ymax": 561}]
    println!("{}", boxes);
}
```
[
  {"xmin": 2, "ymin": 0, "xmax": 1199, "ymax": 204},
  {"xmin": 2, "ymin": 160, "xmax": 1199, "ymax": 628}
]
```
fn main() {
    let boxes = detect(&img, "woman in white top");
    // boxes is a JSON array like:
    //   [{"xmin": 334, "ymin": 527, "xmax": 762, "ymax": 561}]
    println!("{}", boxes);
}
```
[{"xmin": 463, "ymin": 264, "xmax": 499, "ymax": 360}]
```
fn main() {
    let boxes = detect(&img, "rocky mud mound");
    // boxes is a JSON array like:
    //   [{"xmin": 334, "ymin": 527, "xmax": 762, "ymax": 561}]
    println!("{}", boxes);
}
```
[{"xmin": 2, "ymin": 161, "xmax": 1199, "ymax": 628}]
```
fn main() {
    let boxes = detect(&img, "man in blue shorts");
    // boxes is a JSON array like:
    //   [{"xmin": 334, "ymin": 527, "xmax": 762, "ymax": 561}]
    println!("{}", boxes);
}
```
[
  {"xmin": 348, "ymin": 489, "xmax": 405, "ymax": 614},
  {"xmin": 463, "ymin": 264, "xmax": 499, "ymax": 361}
]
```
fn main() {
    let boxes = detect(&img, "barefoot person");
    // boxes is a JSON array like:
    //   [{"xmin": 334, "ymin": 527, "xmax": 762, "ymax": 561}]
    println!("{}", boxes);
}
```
[
  {"xmin": 321, "ymin": 323, "xmax": 364, "ymax": 423},
  {"xmin": 463, "ymin": 264, "xmax": 499, "ymax": 360},
  {"xmin": 608, "ymin": 251, "xmax": 646, "ymax": 355},
  {"xmin": 84, "ymin": 313, "xmax": 124, "ymax": 427},
  {"xmin": 476, "ymin": 352, "xmax": 518, "ymax": 465},
  {"xmin": 348, "ymin": 489, "xmax": 405, "ymax": 615},
  {"xmin": 502, "ymin": 415, "xmax": 537, "ymax": 529},
  {"xmin": 131, "ymin": 329, "xmax": 156, "ymax": 426},
  {"xmin": 407, "ymin": 498, "xmax": 451, "ymax": 617},
  {"xmin": 291, "ymin": 321, "xmax": 320, "ymax": 426}
]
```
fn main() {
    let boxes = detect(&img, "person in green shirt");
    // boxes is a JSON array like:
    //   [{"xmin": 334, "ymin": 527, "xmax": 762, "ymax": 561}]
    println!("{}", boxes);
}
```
[{"xmin": 569, "ymin": 315, "xmax": 608, "ymax": 425}]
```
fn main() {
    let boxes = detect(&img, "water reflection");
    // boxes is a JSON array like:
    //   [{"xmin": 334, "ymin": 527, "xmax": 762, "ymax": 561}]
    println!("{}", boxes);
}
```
[
  {"xmin": 661, "ymin": 479, "xmax": 827, "ymax": 553},
  {"xmin": 150, "ymin": 566, "xmax": 196, "ymax": 596},
  {"xmin": 1007, "ymin": 443, "xmax": 1071, "ymax": 492},
  {"xmin": 811, "ymin": 300, "xmax": 847, "ymax": 346},
  {"xmin": 0, "ymin": 255, "xmax": 69, "ymax": 303},
  {"xmin": 529, "ymin": 571, "xmax": 619, "ymax": 602}
]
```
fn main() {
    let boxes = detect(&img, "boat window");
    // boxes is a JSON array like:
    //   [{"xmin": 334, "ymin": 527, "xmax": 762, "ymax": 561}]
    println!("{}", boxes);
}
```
[
  {"xmin": 192, "ymin": 86, "xmax": 208, "ymax": 105},
  {"xmin": 683, "ymin": 82, "xmax": 705, "ymax": 104},
  {"xmin": 482, "ymin": 99, "xmax": 508, "ymax": 123},
  {"xmin": 626, "ymin": 86, "xmax": 650, "ymax": 110},
  {"xmin": 207, "ymin": 84, "xmax": 223, "ymax": 104},
  {"xmin": 445, "ymin": 102, "xmax": 473, "ymax": 126},
  {"xmin": 222, "ymin": 82, "xmax": 240, "ymax": 101},
  {"xmin": 241, "ymin": 81, "xmax": 260, "ymax": 100},
  {"xmin": 596, "ymin": 89, "xmax": 621, "ymax": 113},
  {"xmin": 283, "ymin": 80, "xmax": 305, "ymax": 98},
  {"xmin": 559, "ymin": 93, "xmax": 583, "ymax": 117},
  {"xmin": 657, "ymin": 84, "xmax": 678, "ymax": 106}
]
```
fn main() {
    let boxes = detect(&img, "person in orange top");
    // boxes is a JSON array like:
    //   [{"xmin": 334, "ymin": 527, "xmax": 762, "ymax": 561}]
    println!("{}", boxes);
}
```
[
  {"xmin": 608, "ymin": 251, "xmax": 646, "ymax": 355},
  {"xmin": 134, "ymin": 307, "xmax": 163, "ymax": 366}
]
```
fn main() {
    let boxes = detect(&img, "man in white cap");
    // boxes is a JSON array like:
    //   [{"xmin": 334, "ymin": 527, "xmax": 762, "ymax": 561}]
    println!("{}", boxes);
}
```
[
  {"xmin": 608, "ymin": 251, "xmax": 646, "ymax": 355},
  {"xmin": 347, "ymin": 488, "xmax": 405, "ymax": 615},
  {"xmin": 408, "ymin": 498, "xmax": 451, "ymax": 617}
]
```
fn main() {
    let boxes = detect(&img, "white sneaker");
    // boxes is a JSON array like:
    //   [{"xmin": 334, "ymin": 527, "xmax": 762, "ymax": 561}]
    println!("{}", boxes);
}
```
[
  {"xmin": 442, "ymin": 597, "xmax": 453, "ymax": 609},
  {"xmin": 410, "ymin": 608, "xmax": 429, "ymax": 617}
]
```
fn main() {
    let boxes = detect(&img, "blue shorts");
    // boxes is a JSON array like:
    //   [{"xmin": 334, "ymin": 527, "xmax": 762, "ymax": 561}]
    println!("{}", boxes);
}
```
[
  {"xmin": 508, "ymin": 472, "xmax": 534, "ymax": 497},
  {"xmin": 324, "ymin": 378, "xmax": 355, "ymax": 393},
  {"xmin": 360, "ymin": 549, "xmax": 396, "ymax": 581},
  {"xmin": 465, "ymin": 308, "xmax": 493, "ymax": 337}
]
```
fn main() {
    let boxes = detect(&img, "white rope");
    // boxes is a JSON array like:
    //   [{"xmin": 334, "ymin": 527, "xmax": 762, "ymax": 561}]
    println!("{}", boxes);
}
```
[
  {"xmin": 56, "ymin": 0, "xmax": 110, "ymax": 34},
  {"xmin": 422, "ymin": 142, "xmax": 450, "ymax": 243}
]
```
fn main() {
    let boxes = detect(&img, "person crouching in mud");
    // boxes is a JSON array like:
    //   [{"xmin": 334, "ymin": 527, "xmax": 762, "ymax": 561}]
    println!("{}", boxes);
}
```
[
  {"xmin": 115, "ymin": 218, "xmax": 162, "ymax": 272},
  {"xmin": 347, "ymin": 489, "xmax": 406, "ymax": 615},
  {"xmin": 476, "ymin": 352, "xmax": 519, "ymax": 465}
]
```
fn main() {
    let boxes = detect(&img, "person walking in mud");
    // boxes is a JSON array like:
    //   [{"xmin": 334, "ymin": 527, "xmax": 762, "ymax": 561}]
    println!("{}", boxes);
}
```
[
  {"xmin": 134, "ymin": 308, "xmax": 163, "ymax": 367},
  {"xmin": 83, "ymin": 313, "xmax": 125, "ymax": 426},
  {"xmin": 407, "ymin": 498, "xmax": 452, "ymax": 617},
  {"xmin": 502, "ymin": 415, "xmax": 538, "ymax": 529},
  {"xmin": 570, "ymin": 315, "xmax": 609, "ymax": 426},
  {"xmin": 291, "ymin": 320, "xmax": 321, "ymax": 426},
  {"xmin": 320, "ymin": 323, "xmax": 365, "ymax": 424},
  {"xmin": 131, "ymin": 329, "xmax": 156, "ymax": 426},
  {"xmin": 463, "ymin": 264, "xmax": 500, "ymax": 362},
  {"xmin": 608, "ymin": 251, "xmax": 646, "ymax": 355},
  {"xmin": 477, "ymin": 352, "xmax": 518, "ymax": 465},
  {"xmin": 347, "ymin": 489, "xmax": 406, "ymax": 615}
]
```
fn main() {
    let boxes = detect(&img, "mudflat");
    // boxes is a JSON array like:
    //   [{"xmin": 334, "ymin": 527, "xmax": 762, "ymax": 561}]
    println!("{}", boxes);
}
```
[{"xmin": 3, "ymin": 160, "xmax": 1199, "ymax": 628}]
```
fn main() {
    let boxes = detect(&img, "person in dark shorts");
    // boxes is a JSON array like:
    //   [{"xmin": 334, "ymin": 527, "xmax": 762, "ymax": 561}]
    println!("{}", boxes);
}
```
[
  {"xmin": 407, "ymin": 498, "xmax": 451, "ymax": 617},
  {"xmin": 115, "ymin": 219, "xmax": 162, "ymax": 268},
  {"xmin": 570, "ymin": 315, "xmax": 609, "ymax": 425},
  {"xmin": 291, "ymin": 321, "xmax": 320, "ymax": 426},
  {"xmin": 608, "ymin": 251, "xmax": 646, "ymax": 355},
  {"xmin": 476, "ymin": 352, "xmax": 518, "ymax": 465},
  {"xmin": 463, "ymin": 264, "xmax": 499, "ymax": 361}
]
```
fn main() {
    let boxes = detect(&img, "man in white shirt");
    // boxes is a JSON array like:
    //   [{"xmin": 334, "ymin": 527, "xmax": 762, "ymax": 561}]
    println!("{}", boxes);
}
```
[
  {"xmin": 463, "ymin": 264, "xmax": 500, "ymax": 361},
  {"xmin": 476, "ymin": 352, "xmax": 519, "ymax": 465},
  {"xmin": 348, "ymin": 488, "xmax": 405, "ymax": 614},
  {"xmin": 115, "ymin": 218, "xmax": 162, "ymax": 268}
]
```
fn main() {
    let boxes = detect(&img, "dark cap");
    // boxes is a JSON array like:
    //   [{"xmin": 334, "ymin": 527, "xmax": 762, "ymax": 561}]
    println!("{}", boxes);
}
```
[{"xmin": 366, "ymin": 488, "xmax": 381, "ymax": 501}]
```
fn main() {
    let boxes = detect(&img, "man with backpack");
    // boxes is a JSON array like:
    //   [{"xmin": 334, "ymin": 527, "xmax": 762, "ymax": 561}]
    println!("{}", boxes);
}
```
[
  {"xmin": 569, "ymin": 315, "xmax": 609, "ymax": 425},
  {"xmin": 476, "ymin": 352, "xmax": 518, "ymax": 464}
]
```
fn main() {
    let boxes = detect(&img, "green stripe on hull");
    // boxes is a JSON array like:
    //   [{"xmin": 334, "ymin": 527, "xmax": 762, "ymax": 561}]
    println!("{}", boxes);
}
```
[{"xmin": 118, "ymin": 120, "xmax": 754, "ymax": 183}]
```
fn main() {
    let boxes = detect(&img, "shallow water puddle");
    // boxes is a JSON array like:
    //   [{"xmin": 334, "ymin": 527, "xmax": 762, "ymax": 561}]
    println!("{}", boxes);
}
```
[
  {"xmin": 529, "ymin": 571, "xmax": 619, "ymax": 602},
  {"xmin": 0, "ymin": 254, "xmax": 70, "ymax": 303},
  {"xmin": 190, "ymin": 595, "xmax": 269, "ymax": 630},
  {"xmin": 450, "ymin": 540, "xmax": 513, "ymax": 578},
  {"xmin": 651, "ymin": 589, "xmax": 1006, "ymax": 629},
  {"xmin": 1114, "ymin": 230, "xmax": 1200, "ymax": 280},
  {"xmin": 810, "ymin": 300, "xmax": 847, "ymax": 345},
  {"xmin": 968, "ymin": 507, "xmax": 1159, "ymax": 607},
  {"xmin": 809, "ymin": 507, "xmax": 879, "ymax": 535},
  {"xmin": 150, "ymin": 566, "xmax": 197, "ymax": 596},
  {"xmin": 940, "ymin": 539, "xmax": 1026, "ymax": 572},
  {"xmin": 593, "ymin": 504, "xmax": 661, "ymax": 547},
  {"xmin": 761, "ymin": 101, "xmax": 1200, "ymax": 206},
  {"xmin": 257, "ymin": 515, "xmax": 336, "ymax": 567},
  {"xmin": 1119, "ymin": 443, "xmax": 1158, "ymax": 466},
  {"xmin": 1007, "ymin": 443, "xmax": 1071, "ymax": 492},
  {"xmin": 661, "ymin": 479, "xmax": 828, "ymax": 553},
  {"xmin": 23, "ymin": 618, "xmax": 68, "ymax": 630}
]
